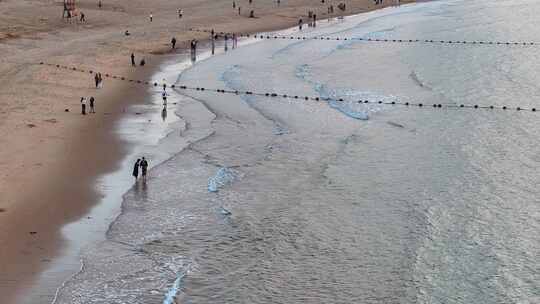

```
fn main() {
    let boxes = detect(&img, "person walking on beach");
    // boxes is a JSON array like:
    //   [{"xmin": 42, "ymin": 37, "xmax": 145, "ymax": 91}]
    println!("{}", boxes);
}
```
[
  {"xmin": 97, "ymin": 73, "xmax": 103, "ymax": 88},
  {"xmin": 81, "ymin": 97, "xmax": 87, "ymax": 115},
  {"xmin": 132, "ymin": 159, "xmax": 140, "ymax": 180},
  {"xmin": 140, "ymin": 157, "xmax": 149, "ymax": 182},
  {"xmin": 233, "ymin": 33, "xmax": 238, "ymax": 49},
  {"xmin": 211, "ymin": 30, "xmax": 215, "ymax": 55},
  {"xmin": 80, "ymin": 12, "xmax": 86, "ymax": 23},
  {"xmin": 171, "ymin": 37, "xmax": 177, "ymax": 49},
  {"xmin": 190, "ymin": 39, "xmax": 198, "ymax": 61},
  {"xmin": 224, "ymin": 34, "xmax": 229, "ymax": 51},
  {"xmin": 94, "ymin": 73, "xmax": 100, "ymax": 88},
  {"xmin": 299, "ymin": 18, "xmax": 303, "ymax": 30},
  {"xmin": 178, "ymin": 8, "xmax": 183, "ymax": 18},
  {"xmin": 149, "ymin": 12, "xmax": 153, "ymax": 22},
  {"xmin": 131, "ymin": 53, "xmax": 135, "ymax": 66},
  {"xmin": 89, "ymin": 96, "xmax": 95, "ymax": 113}
]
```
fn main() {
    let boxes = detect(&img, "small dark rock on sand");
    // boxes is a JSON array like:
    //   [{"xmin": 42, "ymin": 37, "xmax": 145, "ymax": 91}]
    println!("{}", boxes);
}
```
[{"xmin": 387, "ymin": 121, "xmax": 405, "ymax": 128}]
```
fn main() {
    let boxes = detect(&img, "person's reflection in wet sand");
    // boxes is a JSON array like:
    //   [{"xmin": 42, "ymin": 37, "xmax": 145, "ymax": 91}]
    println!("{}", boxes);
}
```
[
  {"xmin": 134, "ymin": 177, "xmax": 141, "ymax": 195},
  {"xmin": 161, "ymin": 106, "xmax": 167, "ymax": 122},
  {"xmin": 141, "ymin": 180, "xmax": 148, "ymax": 201},
  {"xmin": 133, "ymin": 176, "xmax": 148, "ymax": 197}
]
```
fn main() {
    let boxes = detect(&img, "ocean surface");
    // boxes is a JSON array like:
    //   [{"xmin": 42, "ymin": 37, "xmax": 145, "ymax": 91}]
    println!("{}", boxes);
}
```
[{"xmin": 55, "ymin": 0, "xmax": 539, "ymax": 303}]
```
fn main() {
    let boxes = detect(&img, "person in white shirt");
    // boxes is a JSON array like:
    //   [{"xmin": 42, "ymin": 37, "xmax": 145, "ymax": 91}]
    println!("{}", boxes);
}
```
[{"xmin": 80, "ymin": 97, "xmax": 87, "ymax": 115}]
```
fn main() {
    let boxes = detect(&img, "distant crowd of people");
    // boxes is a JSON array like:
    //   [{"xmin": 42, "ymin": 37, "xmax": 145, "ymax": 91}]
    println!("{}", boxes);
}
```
[{"xmin": 68, "ymin": 0, "xmax": 406, "ymax": 185}]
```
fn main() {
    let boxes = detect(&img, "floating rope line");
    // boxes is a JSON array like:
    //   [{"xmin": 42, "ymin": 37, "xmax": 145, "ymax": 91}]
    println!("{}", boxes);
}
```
[
  {"xmin": 40, "ymin": 62, "xmax": 538, "ymax": 113},
  {"xmin": 189, "ymin": 28, "xmax": 538, "ymax": 46}
]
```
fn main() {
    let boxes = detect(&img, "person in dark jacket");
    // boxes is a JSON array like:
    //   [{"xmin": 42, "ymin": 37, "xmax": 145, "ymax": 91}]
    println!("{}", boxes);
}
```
[
  {"xmin": 89, "ymin": 96, "xmax": 95, "ymax": 113},
  {"xmin": 133, "ymin": 159, "xmax": 140, "ymax": 180},
  {"xmin": 140, "ymin": 157, "xmax": 149, "ymax": 182}
]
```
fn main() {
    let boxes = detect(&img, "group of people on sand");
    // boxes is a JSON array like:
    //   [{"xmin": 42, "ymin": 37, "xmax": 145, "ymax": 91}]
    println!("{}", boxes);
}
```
[
  {"xmin": 232, "ymin": 0, "xmax": 256, "ymax": 17},
  {"xmin": 132, "ymin": 157, "xmax": 149, "ymax": 182},
  {"xmin": 131, "ymin": 53, "xmax": 146, "ymax": 66},
  {"xmin": 376, "ymin": 0, "xmax": 401, "ymax": 6},
  {"xmin": 299, "ymin": 13, "xmax": 318, "ymax": 30},
  {"xmin": 80, "ymin": 96, "xmax": 96, "ymax": 115}
]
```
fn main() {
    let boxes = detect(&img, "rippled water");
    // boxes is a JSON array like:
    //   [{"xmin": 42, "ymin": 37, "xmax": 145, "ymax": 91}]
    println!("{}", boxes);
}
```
[{"xmin": 55, "ymin": 0, "xmax": 539, "ymax": 303}]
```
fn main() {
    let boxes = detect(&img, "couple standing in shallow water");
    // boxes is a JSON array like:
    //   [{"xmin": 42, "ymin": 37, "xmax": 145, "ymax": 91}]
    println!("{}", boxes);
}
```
[{"xmin": 132, "ymin": 157, "xmax": 149, "ymax": 182}]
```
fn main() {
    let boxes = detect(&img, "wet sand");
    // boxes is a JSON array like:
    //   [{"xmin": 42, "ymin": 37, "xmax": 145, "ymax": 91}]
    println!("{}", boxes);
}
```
[{"xmin": 0, "ymin": 1, "xmax": 414, "ymax": 303}]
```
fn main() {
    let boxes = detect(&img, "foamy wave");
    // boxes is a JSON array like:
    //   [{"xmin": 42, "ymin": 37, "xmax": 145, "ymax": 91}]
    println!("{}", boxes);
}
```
[
  {"xmin": 163, "ymin": 271, "xmax": 187, "ymax": 304},
  {"xmin": 208, "ymin": 167, "xmax": 237, "ymax": 193}
]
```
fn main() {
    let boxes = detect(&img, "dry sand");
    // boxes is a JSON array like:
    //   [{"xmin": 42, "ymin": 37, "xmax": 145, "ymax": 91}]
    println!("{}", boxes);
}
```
[{"xmin": 0, "ymin": 0, "xmax": 413, "ymax": 303}]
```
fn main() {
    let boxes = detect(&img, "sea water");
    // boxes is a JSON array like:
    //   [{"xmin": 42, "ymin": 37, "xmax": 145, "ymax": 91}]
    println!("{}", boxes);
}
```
[{"xmin": 54, "ymin": 1, "xmax": 539, "ymax": 303}]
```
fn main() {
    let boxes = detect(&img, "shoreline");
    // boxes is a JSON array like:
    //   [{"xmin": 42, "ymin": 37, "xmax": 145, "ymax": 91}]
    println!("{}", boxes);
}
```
[{"xmin": 0, "ymin": 1, "xmax": 415, "ymax": 303}]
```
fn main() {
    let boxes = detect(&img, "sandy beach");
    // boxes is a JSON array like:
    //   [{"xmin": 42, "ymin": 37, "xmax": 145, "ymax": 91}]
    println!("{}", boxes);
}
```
[{"xmin": 0, "ymin": 0, "xmax": 415, "ymax": 303}]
